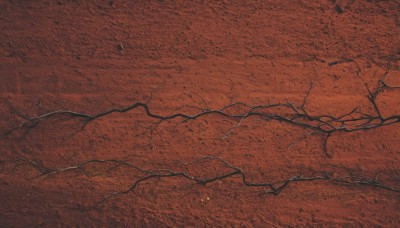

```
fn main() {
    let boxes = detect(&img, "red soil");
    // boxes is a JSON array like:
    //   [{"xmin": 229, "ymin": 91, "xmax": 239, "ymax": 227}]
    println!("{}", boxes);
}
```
[{"xmin": 1, "ymin": 0, "xmax": 400, "ymax": 226}]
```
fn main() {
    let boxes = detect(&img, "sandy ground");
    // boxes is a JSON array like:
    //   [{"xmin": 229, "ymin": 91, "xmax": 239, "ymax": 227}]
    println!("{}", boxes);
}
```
[{"xmin": 1, "ymin": 0, "xmax": 400, "ymax": 226}]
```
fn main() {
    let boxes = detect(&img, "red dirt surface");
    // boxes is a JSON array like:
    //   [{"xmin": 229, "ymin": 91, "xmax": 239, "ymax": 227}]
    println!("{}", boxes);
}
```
[{"xmin": 1, "ymin": 0, "xmax": 400, "ymax": 226}]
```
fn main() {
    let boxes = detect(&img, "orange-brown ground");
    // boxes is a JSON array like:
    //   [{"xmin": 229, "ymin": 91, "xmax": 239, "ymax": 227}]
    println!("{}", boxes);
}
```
[{"xmin": 1, "ymin": 0, "xmax": 400, "ymax": 226}]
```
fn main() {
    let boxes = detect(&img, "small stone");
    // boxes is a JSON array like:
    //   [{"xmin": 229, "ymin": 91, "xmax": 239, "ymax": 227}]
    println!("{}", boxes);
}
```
[{"xmin": 335, "ymin": 4, "xmax": 343, "ymax": 14}]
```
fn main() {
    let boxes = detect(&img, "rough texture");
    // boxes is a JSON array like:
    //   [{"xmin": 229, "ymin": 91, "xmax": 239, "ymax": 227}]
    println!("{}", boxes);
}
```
[{"xmin": 1, "ymin": 0, "xmax": 400, "ymax": 226}]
